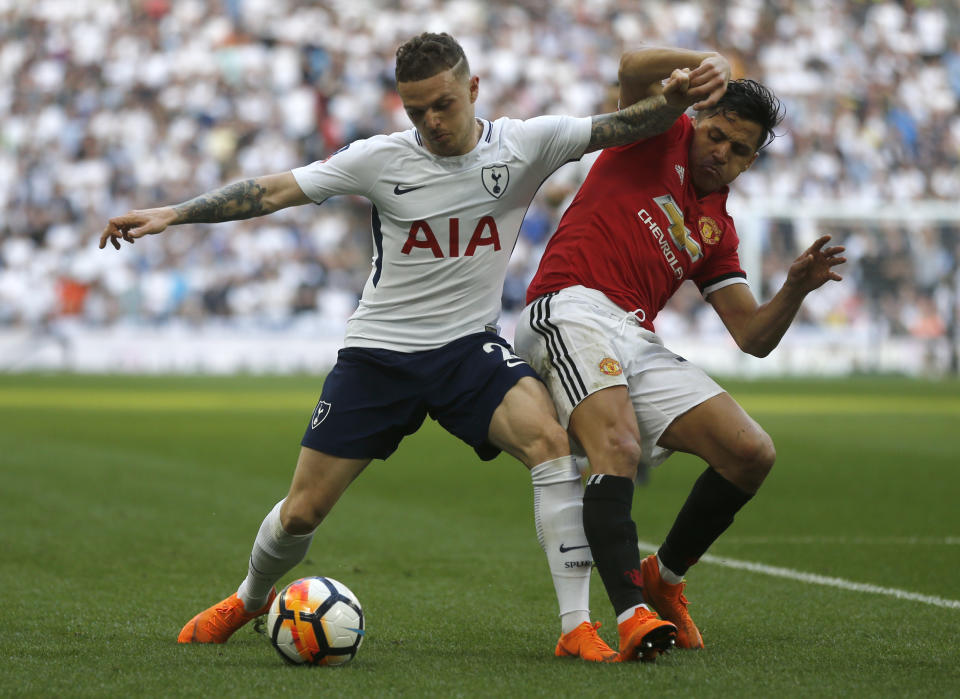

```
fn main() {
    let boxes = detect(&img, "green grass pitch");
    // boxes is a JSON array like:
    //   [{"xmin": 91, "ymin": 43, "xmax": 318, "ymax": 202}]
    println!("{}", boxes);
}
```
[{"xmin": 1, "ymin": 373, "xmax": 958, "ymax": 696}]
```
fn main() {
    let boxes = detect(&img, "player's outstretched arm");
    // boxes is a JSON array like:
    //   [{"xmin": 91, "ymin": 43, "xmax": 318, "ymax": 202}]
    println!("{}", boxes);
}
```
[
  {"xmin": 99, "ymin": 171, "xmax": 312, "ymax": 250},
  {"xmin": 585, "ymin": 44, "xmax": 731, "ymax": 154},
  {"xmin": 708, "ymin": 236, "xmax": 846, "ymax": 357}
]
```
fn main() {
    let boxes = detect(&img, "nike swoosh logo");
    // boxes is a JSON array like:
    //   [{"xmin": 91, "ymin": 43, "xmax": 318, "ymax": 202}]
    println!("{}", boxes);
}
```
[
  {"xmin": 559, "ymin": 543, "xmax": 590, "ymax": 553},
  {"xmin": 393, "ymin": 184, "xmax": 425, "ymax": 195}
]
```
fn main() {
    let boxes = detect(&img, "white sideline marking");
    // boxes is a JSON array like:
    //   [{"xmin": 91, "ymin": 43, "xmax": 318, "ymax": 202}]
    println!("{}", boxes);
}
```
[
  {"xmin": 722, "ymin": 536, "xmax": 960, "ymax": 546},
  {"xmin": 637, "ymin": 540, "xmax": 960, "ymax": 610}
]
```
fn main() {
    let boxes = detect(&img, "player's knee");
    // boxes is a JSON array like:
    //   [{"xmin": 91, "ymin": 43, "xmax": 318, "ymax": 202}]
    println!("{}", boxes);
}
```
[
  {"xmin": 280, "ymin": 496, "xmax": 325, "ymax": 535},
  {"xmin": 522, "ymin": 419, "xmax": 571, "ymax": 465},
  {"xmin": 732, "ymin": 430, "xmax": 776, "ymax": 490},
  {"xmin": 591, "ymin": 432, "xmax": 644, "ymax": 479}
]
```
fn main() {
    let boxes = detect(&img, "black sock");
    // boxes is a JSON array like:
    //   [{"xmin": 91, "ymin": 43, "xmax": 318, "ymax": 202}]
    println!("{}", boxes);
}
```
[
  {"xmin": 658, "ymin": 466, "xmax": 753, "ymax": 577},
  {"xmin": 582, "ymin": 474, "xmax": 645, "ymax": 616}
]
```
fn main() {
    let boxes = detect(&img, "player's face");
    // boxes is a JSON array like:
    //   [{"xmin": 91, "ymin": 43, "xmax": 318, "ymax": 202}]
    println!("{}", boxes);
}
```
[
  {"xmin": 398, "ymin": 67, "xmax": 480, "ymax": 157},
  {"xmin": 689, "ymin": 111, "xmax": 762, "ymax": 196}
]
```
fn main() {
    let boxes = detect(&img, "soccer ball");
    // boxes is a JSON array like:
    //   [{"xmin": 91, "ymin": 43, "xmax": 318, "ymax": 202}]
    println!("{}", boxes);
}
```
[{"xmin": 267, "ymin": 576, "xmax": 365, "ymax": 666}]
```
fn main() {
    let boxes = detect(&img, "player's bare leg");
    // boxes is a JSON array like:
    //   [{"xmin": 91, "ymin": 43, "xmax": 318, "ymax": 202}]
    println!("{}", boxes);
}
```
[
  {"xmin": 280, "ymin": 448, "xmax": 372, "ymax": 534},
  {"xmin": 659, "ymin": 392, "xmax": 774, "ymax": 494},
  {"xmin": 489, "ymin": 377, "xmax": 618, "ymax": 662},
  {"xmin": 178, "ymin": 448, "xmax": 369, "ymax": 644},
  {"xmin": 568, "ymin": 386, "xmax": 676, "ymax": 661},
  {"xmin": 644, "ymin": 392, "xmax": 775, "ymax": 648}
]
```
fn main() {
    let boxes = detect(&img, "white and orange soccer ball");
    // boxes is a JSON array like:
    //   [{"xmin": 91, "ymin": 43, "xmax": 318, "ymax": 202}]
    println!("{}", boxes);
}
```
[{"xmin": 267, "ymin": 576, "xmax": 365, "ymax": 666}]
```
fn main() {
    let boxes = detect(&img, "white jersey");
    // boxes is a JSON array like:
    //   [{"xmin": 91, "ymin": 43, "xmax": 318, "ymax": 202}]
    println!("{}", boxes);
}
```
[{"xmin": 292, "ymin": 115, "xmax": 592, "ymax": 351}]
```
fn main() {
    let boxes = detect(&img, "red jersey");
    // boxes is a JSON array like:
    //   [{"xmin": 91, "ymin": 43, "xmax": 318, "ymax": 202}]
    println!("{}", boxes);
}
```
[{"xmin": 526, "ymin": 115, "xmax": 746, "ymax": 332}]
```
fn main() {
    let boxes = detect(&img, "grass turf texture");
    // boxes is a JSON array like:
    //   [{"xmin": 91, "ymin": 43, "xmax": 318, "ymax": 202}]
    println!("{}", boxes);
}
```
[{"xmin": 1, "ymin": 374, "xmax": 958, "ymax": 697}]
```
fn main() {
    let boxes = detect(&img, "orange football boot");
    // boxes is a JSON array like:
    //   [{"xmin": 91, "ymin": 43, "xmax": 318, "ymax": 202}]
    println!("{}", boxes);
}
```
[
  {"xmin": 617, "ymin": 607, "xmax": 676, "ymax": 662},
  {"xmin": 555, "ymin": 621, "xmax": 620, "ymax": 663},
  {"xmin": 639, "ymin": 554, "xmax": 704, "ymax": 649},
  {"xmin": 177, "ymin": 588, "xmax": 277, "ymax": 644}
]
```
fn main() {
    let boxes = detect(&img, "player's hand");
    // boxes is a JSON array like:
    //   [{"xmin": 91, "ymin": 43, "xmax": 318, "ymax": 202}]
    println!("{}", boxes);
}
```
[
  {"xmin": 662, "ymin": 68, "xmax": 693, "ymax": 110},
  {"xmin": 686, "ymin": 54, "xmax": 731, "ymax": 111},
  {"xmin": 785, "ymin": 235, "xmax": 846, "ymax": 294},
  {"xmin": 99, "ymin": 207, "xmax": 177, "ymax": 250}
]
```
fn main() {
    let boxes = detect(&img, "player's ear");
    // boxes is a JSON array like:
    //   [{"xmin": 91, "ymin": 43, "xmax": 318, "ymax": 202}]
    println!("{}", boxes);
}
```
[
  {"xmin": 468, "ymin": 75, "xmax": 479, "ymax": 103},
  {"xmin": 741, "ymin": 151, "xmax": 759, "ymax": 173}
]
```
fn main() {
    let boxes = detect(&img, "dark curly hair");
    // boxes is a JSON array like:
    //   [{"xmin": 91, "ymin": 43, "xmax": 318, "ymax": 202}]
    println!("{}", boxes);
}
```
[
  {"xmin": 700, "ymin": 79, "xmax": 784, "ymax": 151},
  {"xmin": 395, "ymin": 32, "xmax": 469, "ymax": 83}
]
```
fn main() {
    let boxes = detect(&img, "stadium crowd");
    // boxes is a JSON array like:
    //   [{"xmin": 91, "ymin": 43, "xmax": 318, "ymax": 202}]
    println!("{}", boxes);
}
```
[{"xmin": 1, "ymin": 0, "xmax": 958, "ymax": 363}]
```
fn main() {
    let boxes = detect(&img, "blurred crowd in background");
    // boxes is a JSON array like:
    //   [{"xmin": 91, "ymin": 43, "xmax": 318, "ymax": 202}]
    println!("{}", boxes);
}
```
[{"xmin": 1, "ymin": 0, "xmax": 958, "ymax": 361}]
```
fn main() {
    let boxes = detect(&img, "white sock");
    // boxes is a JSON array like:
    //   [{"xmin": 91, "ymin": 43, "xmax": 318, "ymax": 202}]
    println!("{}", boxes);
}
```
[
  {"xmin": 656, "ymin": 553, "xmax": 684, "ymax": 585},
  {"xmin": 617, "ymin": 603, "xmax": 652, "ymax": 625},
  {"xmin": 236, "ymin": 499, "xmax": 315, "ymax": 612},
  {"xmin": 531, "ymin": 456, "xmax": 592, "ymax": 635}
]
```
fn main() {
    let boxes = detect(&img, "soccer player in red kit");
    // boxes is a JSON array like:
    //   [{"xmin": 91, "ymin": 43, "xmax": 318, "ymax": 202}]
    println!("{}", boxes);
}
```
[{"xmin": 515, "ymin": 45, "xmax": 846, "ymax": 657}]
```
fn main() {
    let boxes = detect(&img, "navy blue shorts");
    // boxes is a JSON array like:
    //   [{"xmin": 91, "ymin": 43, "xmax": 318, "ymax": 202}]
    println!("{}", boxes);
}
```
[{"xmin": 301, "ymin": 332, "xmax": 540, "ymax": 461}]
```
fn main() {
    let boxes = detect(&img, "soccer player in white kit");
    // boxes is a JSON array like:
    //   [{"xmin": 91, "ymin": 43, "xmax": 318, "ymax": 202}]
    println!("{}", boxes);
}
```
[{"xmin": 100, "ymin": 33, "xmax": 718, "ymax": 662}]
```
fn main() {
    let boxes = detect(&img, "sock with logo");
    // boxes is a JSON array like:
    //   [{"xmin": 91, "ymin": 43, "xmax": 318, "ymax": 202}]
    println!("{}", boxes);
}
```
[
  {"xmin": 582, "ymin": 474, "xmax": 646, "ymax": 616},
  {"xmin": 531, "ymin": 456, "xmax": 592, "ymax": 635},
  {"xmin": 657, "ymin": 466, "xmax": 753, "ymax": 578},
  {"xmin": 236, "ymin": 499, "xmax": 315, "ymax": 612}
]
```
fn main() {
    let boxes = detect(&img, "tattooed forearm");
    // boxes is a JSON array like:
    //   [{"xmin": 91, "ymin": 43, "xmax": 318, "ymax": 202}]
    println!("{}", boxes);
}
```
[
  {"xmin": 587, "ymin": 94, "xmax": 684, "ymax": 152},
  {"xmin": 172, "ymin": 179, "xmax": 269, "ymax": 224}
]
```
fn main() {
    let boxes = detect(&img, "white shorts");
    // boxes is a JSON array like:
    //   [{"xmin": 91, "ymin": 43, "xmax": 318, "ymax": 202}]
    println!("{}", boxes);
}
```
[{"xmin": 515, "ymin": 286, "xmax": 724, "ymax": 470}]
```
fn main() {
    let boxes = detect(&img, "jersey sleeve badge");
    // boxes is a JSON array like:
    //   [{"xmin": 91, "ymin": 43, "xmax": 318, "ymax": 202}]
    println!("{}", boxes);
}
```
[{"xmin": 698, "ymin": 216, "xmax": 722, "ymax": 245}]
